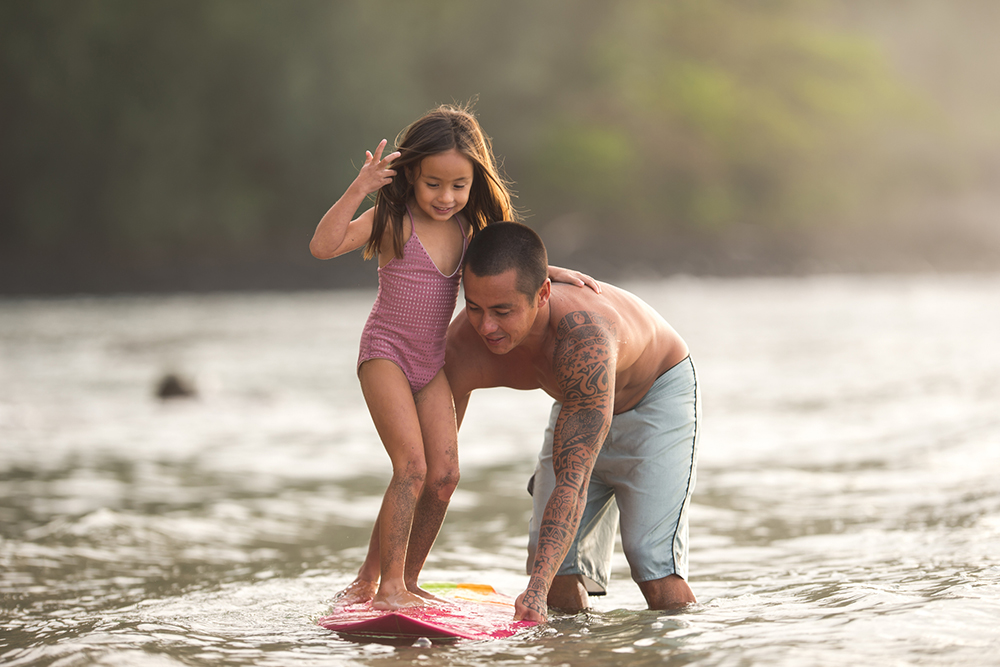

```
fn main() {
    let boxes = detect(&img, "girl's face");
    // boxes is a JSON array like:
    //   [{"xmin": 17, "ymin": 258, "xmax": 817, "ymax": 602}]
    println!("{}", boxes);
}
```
[{"xmin": 409, "ymin": 149, "xmax": 475, "ymax": 222}]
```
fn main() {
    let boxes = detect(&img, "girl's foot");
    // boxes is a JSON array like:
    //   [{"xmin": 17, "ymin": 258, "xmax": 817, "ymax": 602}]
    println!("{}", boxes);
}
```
[
  {"xmin": 372, "ymin": 588, "xmax": 429, "ymax": 610},
  {"xmin": 332, "ymin": 578, "xmax": 378, "ymax": 606},
  {"xmin": 408, "ymin": 584, "xmax": 452, "ymax": 606}
]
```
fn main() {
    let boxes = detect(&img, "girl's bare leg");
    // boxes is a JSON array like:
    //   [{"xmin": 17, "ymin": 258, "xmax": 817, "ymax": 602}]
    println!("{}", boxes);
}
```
[
  {"xmin": 358, "ymin": 359, "xmax": 428, "ymax": 610},
  {"xmin": 404, "ymin": 370, "xmax": 460, "ymax": 599},
  {"xmin": 332, "ymin": 368, "xmax": 459, "ymax": 607}
]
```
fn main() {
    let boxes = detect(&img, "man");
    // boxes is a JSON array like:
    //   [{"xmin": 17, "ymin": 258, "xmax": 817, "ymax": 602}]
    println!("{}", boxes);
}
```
[{"xmin": 446, "ymin": 222, "xmax": 700, "ymax": 622}]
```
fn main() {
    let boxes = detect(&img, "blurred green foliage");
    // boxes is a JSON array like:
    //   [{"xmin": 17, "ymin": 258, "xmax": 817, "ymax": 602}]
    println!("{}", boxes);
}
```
[{"xmin": 0, "ymin": 0, "xmax": 991, "ymax": 273}]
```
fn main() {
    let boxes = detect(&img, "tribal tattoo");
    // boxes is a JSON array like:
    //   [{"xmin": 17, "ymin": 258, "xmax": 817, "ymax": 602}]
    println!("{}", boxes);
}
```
[{"xmin": 525, "ymin": 311, "xmax": 616, "ymax": 615}]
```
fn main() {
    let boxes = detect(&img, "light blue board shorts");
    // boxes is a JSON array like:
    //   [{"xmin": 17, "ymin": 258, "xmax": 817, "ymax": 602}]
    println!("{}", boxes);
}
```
[{"xmin": 528, "ymin": 356, "xmax": 700, "ymax": 594}]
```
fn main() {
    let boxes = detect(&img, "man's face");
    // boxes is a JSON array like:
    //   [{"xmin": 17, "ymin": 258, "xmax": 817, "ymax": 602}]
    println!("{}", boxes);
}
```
[{"xmin": 463, "ymin": 269, "xmax": 547, "ymax": 355}]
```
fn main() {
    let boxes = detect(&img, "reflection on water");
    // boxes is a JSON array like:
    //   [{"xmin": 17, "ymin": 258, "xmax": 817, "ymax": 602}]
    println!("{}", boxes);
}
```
[{"xmin": 2, "ymin": 275, "xmax": 1000, "ymax": 666}]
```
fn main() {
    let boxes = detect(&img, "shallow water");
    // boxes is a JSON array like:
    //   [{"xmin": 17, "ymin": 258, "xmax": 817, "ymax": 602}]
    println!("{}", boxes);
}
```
[{"xmin": 2, "ymin": 275, "xmax": 999, "ymax": 666}]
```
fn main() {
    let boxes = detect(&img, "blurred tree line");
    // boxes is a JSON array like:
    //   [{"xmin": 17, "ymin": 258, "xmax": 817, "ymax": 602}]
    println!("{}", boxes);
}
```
[{"xmin": 1, "ymin": 0, "xmax": 997, "ymax": 293}]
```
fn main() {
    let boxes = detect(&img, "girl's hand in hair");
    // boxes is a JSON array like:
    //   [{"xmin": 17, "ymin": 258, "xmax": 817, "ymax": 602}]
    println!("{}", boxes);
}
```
[{"xmin": 355, "ymin": 139, "xmax": 401, "ymax": 195}]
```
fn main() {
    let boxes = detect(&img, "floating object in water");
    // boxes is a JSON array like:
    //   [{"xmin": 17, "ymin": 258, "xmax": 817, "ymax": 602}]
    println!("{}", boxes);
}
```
[{"xmin": 155, "ymin": 372, "xmax": 196, "ymax": 399}]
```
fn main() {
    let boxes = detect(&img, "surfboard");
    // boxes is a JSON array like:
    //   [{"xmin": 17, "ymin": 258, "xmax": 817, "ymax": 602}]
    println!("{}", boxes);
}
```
[{"xmin": 318, "ymin": 582, "xmax": 535, "ymax": 642}]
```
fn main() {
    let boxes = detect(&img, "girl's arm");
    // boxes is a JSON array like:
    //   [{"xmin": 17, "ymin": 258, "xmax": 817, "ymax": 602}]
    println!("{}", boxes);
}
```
[
  {"xmin": 310, "ymin": 140, "xmax": 400, "ymax": 259},
  {"xmin": 548, "ymin": 265, "xmax": 602, "ymax": 293}
]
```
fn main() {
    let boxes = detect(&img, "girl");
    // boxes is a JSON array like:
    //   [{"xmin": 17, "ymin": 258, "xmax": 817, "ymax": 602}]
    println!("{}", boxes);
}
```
[{"xmin": 310, "ymin": 105, "xmax": 592, "ymax": 610}]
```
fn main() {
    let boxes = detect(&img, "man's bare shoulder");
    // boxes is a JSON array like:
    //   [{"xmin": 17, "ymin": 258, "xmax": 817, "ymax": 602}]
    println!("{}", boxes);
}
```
[
  {"xmin": 445, "ymin": 310, "xmax": 505, "ymax": 393},
  {"xmin": 446, "ymin": 311, "xmax": 487, "ymax": 364},
  {"xmin": 446, "ymin": 311, "xmax": 482, "ymax": 357},
  {"xmin": 548, "ymin": 282, "xmax": 634, "ymax": 332},
  {"xmin": 547, "ymin": 285, "xmax": 620, "ymax": 379},
  {"xmin": 551, "ymin": 282, "xmax": 670, "ymax": 330}
]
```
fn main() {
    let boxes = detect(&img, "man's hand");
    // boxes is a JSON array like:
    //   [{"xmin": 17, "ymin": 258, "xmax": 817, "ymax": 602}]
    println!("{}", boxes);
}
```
[{"xmin": 514, "ymin": 589, "xmax": 548, "ymax": 623}]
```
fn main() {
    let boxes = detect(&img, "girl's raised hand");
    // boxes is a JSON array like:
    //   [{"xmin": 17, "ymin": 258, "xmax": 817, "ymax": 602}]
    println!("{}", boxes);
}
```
[{"xmin": 356, "ymin": 139, "xmax": 401, "ymax": 195}]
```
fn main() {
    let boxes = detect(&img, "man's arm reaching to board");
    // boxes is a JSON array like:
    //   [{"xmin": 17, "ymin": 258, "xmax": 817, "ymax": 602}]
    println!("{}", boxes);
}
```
[{"xmin": 514, "ymin": 311, "xmax": 616, "ymax": 622}]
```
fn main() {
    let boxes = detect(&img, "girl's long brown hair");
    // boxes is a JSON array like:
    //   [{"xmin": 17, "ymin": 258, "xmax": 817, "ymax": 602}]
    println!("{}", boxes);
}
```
[{"xmin": 363, "ymin": 104, "xmax": 517, "ymax": 260}]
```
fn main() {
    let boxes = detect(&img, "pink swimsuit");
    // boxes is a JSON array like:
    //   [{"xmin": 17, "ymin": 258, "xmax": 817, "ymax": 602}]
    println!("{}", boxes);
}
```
[{"xmin": 357, "ymin": 210, "xmax": 468, "ymax": 393}]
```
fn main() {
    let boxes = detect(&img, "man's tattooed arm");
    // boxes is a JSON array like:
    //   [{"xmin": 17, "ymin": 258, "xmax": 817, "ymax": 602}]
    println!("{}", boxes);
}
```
[{"xmin": 518, "ymin": 311, "xmax": 616, "ymax": 621}]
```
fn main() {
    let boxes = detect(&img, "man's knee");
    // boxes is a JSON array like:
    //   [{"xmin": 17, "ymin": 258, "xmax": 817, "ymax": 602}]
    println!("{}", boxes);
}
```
[
  {"xmin": 547, "ymin": 574, "xmax": 590, "ymax": 613},
  {"xmin": 637, "ymin": 574, "xmax": 696, "ymax": 610}
]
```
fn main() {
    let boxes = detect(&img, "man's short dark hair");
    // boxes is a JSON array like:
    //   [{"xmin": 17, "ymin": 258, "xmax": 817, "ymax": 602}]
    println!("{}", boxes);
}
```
[{"xmin": 463, "ymin": 221, "xmax": 548, "ymax": 299}]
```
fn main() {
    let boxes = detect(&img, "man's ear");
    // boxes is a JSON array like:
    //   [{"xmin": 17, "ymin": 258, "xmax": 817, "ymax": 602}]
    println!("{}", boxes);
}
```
[{"xmin": 535, "ymin": 279, "xmax": 552, "ymax": 308}]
